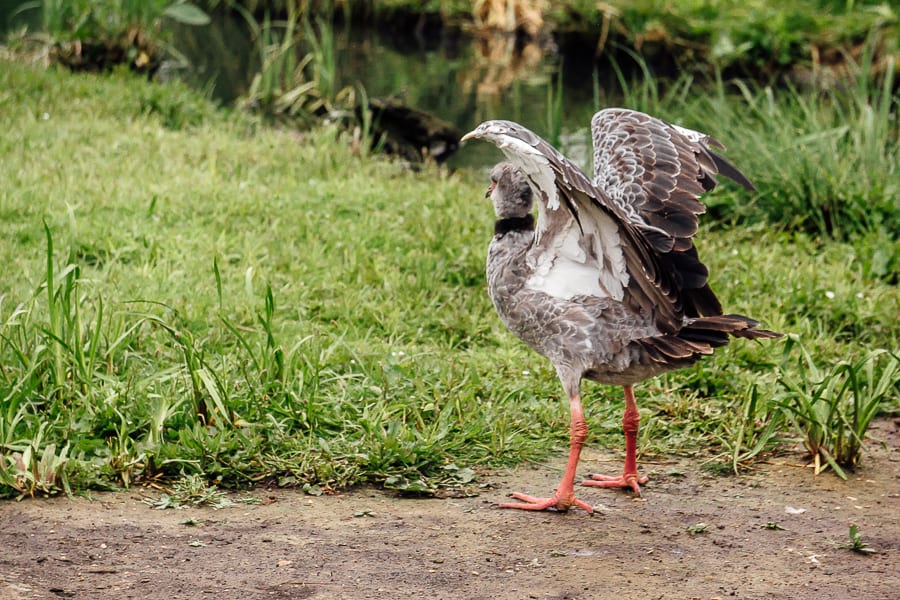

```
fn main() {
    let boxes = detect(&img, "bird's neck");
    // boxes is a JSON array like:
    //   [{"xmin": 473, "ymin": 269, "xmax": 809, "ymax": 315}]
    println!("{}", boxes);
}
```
[{"xmin": 494, "ymin": 214, "xmax": 535, "ymax": 236}]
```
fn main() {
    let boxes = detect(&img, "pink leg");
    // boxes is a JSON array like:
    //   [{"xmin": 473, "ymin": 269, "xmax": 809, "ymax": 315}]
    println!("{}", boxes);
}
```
[
  {"xmin": 582, "ymin": 385, "xmax": 648, "ymax": 496},
  {"xmin": 500, "ymin": 395, "xmax": 594, "ymax": 513}
]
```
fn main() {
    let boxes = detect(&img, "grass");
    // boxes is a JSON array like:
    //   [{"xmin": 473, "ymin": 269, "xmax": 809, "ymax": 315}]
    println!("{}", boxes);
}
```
[
  {"xmin": 774, "ymin": 338, "xmax": 898, "ymax": 478},
  {"xmin": 2, "ymin": 2, "xmax": 209, "ymax": 81},
  {"xmin": 237, "ymin": 4, "xmax": 323, "ymax": 121},
  {"xmin": 0, "ymin": 60, "xmax": 897, "ymax": 499},
  {"xmin": 142, "ymin": 472, "xmax": 260, "ymax": 509},
  {"xmin": 7, "ymin": 2, "xmax": 897, "ymax": 86},
  {"xmin": 563, "ymin": 0, "xmax": 899, "ymax": 76},
  {"xmin": 234, "ymin": 5, "xmax": 362, "ymax": 136},
  {"xmin": 10, "ymin": 0, "xmax": 210, "ymax": 40}
]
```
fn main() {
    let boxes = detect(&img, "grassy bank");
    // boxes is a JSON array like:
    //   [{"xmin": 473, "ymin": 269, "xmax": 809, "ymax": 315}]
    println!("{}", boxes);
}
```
[
  {"xmin": 4, "ymin": 1, "xmax": 897, "ymax": 81},
  {"xmin": 213, "ymin": 1, "xmax": 899, "ymax": 76},
  {"xmin": 0, "ymin": 62, "xmax": 897, "ymax": 498}
]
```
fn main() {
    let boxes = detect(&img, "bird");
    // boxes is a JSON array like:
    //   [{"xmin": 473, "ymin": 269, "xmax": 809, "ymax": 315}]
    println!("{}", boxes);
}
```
[{"xmin": 461, "ymin": 108, "xmax": 782, "ymax": 514}]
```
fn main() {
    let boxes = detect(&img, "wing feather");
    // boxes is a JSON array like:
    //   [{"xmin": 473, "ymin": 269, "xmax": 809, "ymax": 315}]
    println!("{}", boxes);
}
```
[
  {"xmin": 590, "ymin": 108, "xmax": 754, "ymax": 318},
  {"xmin": 591, "ymin": 108, "xmax": 754, "ymax": 243},
  {"xmin": 487, "ymin": 122, "xmax": 685, "ymax": 333},
  {"xmin": 474, "ymin": 113, "xmax": 754, "ymax": 334}
]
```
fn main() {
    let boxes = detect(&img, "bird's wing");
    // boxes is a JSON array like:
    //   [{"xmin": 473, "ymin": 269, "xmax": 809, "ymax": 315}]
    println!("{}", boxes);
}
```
[
  {"xmin": 491, "ymin": 123, "xmax": 687, "ymax": 334},
  {"xmin": 590, "ymin": 107, "xmax": 754, "ymax": 253},
  {"xmin": 586, "ymin": 108, "xmax": 756, "ymax": 318}
]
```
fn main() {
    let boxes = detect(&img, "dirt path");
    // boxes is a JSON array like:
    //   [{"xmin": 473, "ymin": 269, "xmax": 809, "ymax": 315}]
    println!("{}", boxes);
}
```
[{"xmin": 1, "ymin": 420, "xmax": 898, "ymax": 600}]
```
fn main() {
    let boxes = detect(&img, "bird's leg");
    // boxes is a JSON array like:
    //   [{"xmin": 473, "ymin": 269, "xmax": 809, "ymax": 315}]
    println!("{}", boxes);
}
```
[
  {"xmin": 500, "ymin": 395, "xmax": 594, "ymax": 513},
  {"xmin": 582, "ymin": 385, "xmax": 649, "ymax": 496}
]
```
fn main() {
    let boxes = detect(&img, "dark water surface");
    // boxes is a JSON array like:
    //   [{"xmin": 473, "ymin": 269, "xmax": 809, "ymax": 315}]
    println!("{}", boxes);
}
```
[
  {"xmin": 170, "ymin": 14, "xmax": 607, "ymax": 169},
  {"xmin": 2, "ymin": 4, "xmax": 613, "ymax": 169}
]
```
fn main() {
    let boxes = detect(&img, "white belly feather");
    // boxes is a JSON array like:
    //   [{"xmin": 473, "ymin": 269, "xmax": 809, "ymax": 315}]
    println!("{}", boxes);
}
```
[
  {"xmin": 526, "ymin": 206, "xmax": 628, "ymax": 301},
  {"xmin": 497, "ymin": 132, "xmax": 630, "ymax": 302}
]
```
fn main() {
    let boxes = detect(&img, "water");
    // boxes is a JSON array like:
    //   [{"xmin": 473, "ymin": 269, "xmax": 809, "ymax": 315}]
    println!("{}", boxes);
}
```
[
  {"xmin": 0, "ymin": 0, "xmax": 38, "ymax": 31},
  {"xmin": 1, "ymin": 4, "xmax": 613, "ymax": 170},
  {"xmin": 169, "ymin": 15, "xmax": 608, "ymax": 170}
]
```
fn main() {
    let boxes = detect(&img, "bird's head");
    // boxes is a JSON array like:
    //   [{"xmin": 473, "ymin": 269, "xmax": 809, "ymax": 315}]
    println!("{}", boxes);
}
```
[
  {"xmin": 461, "ymin": 120, "xmax": 517, "ymax": 144},
  {"xmin": 463, "ymin": 119, "xmax": 555, "ymax": 215},
  {"xmin": 461, "ymin": 120, "xmax": 540, "ymax": 155},
  {"xmin": 486, "ymin": 162, "xmax": 533, "ymax": 218}
]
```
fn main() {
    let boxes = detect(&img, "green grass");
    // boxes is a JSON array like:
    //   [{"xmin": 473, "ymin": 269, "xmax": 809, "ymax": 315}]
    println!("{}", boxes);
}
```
[
  {"xmin": 0, "ymin": 61, "xmax": 897, "ymax": 498},
  {"xmin": 559, "ymin": 0, "xmax": 899, "ymax": 75},
  {"xmin": 237, "ymin": 5, "xmax": 325, "ymax": 122},
  {"xmin": 774, "ymin": 338, "xmax": 897, "ymax": 478},
  {"xmin": 10, "ymin": 0, "xmax": 210, "ymax": 40},
  {"xmin": 835, "ymin": 523, "xmax": 878, "ymax": 555},
  {"xmin": 9, "ymin": 1, "xmax": 896, "ymax": 84},
  {"xmin": 3, "ymin": 0, "xmax": 210, "ymax": 78}
]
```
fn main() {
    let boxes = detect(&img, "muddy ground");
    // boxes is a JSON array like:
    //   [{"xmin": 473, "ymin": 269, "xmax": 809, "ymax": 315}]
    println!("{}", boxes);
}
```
[{"xmin": 1, "ymin": 419, "xmax": 898, "ymax": 600}]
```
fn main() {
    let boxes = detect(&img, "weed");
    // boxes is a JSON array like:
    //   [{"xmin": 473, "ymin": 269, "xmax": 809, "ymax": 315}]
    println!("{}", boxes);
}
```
[
  {"xmin": 722, "ymin": 383, "xmax": 786, "ymax": 475},
  {"xmin": 238, "ymin": 6, "xmax": 320, "ymax": 120},
  {"xmin": 559, "ymin": 0, "xmax": 898, "ymax": 77},
  {"xmin": 142, "ymin": 472, "xmax": 254, "ymax": 509},
  {"xmin": 835, "ymin": 523, "xmax": 877, "ymax": 555},
  {"xmin": 12, "ymin": 0, "xmax": 209, "ymax": 40},
  {"xmin": 687, "ymin": 523, "xmax": 709, "ymax": 535},
  {"xmin": 596, "ymin": 50, "xmax": 899, "ymax": 240},
  {"xmin": 236, "ymin": 5, "xmax": 355, "ymax": 126},
  {"xmin": 302, "ymin": 16, "xmax": 338, "ymax": 103},
  {"xmin": 0, "ymin": 430, "xmax": 71, "ymax": 498},
  {"xmin": 7, "ymin": 0, "xmax": 210, "ymax": 73},
  {"xmin": 729, "ymin": 52, "xmax": 898, "ymax": 239},
  {"xmin": 544, "ymin": 65, "xmax": 564, "ymax": 148},
  {"xmin": 774, "ymin": 337, "xmax": 898, "ymax": 478}
]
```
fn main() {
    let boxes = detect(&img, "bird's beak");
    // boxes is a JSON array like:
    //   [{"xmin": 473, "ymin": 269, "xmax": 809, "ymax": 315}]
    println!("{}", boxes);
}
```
[
  {"xmin": 484, "ymin": 181, "xmax": 496, "ymax": 199},
  {"xmin": 460, "ymin": 130, "xmax": 477, "ymax": 143}
]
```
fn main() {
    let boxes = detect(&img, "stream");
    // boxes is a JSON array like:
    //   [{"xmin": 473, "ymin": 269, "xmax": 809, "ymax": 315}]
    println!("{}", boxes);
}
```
[
  {"xmin": 169, "ymin": 13, "xmax": 611, "ymax": 169},
  {"xmin": 2, "ymin": 3, "xmax": 621, "ymax": 169}
]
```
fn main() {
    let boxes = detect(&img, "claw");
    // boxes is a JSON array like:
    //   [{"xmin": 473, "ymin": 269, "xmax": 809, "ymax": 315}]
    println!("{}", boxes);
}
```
[
  {"xmin": 499, "ymin": 491, "xmax": 594, "ymax": 513},
  {"xmin": 581, "ymin": 472, "xmax": 649, "ymax": 497}
]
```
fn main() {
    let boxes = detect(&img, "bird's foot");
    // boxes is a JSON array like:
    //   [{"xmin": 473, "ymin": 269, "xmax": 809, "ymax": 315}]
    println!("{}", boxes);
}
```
[
  {"xmin": 499, "ymin": 491, "xmax": 594, "ymax": 514},
  {"xmin": 581, "ymin": 472, "xmax": 648, "ymax": 497}
]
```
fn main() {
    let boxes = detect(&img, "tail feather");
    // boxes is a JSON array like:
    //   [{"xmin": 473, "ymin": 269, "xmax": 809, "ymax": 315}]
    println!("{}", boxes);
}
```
[
  {"xmin": 638, "ymin": 314, "xmax": 783, "ymax": 365},
  {"xmin": 686, "ymin": 314, "xmax": 758, "ymax": 331},
  {"xmin": 731, "ymin": 327, "xmax": 783, "ymax": 339},
  {"xmin": 686, "ymin": 314, "xmax": 782, "ymax": 335}
]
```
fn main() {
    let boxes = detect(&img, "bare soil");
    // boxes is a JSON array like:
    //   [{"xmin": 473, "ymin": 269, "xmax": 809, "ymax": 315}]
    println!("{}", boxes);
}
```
[{"xmin": 2, "ymin": 420, "xmax": 898, "ymax": 600}]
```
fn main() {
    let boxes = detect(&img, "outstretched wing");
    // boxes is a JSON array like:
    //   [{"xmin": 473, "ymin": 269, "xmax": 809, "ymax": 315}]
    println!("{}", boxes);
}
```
[
  {"xmin": 483, "ymin": 121, "xmax": 688, "ymax": 334},
  {"xmin": 589, "ymin": 108, "xmax": 755, "ymax": 318},
  {"xmin": 591, "ymin": 107, "xmax": 754, "ymax": 251}
]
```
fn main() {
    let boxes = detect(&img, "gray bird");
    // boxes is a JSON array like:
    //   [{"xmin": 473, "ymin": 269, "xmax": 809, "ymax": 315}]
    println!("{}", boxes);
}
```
[{"xmin": 462, "ymin": 109, "xmax": 781, "ymax": 514}]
